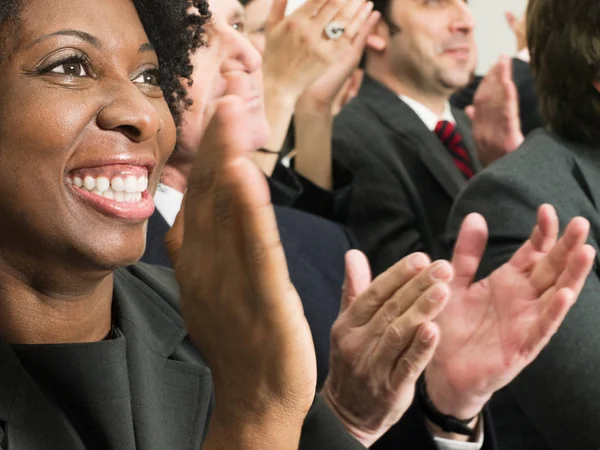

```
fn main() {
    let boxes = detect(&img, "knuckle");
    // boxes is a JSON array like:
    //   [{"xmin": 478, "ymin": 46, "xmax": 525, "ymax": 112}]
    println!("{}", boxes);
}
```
[
  {"xmin": 384, "ymin": 320, "xmax": 410, "ymax": 349},
  {"xmin": 396, "ymin": 355, "xmax": 421, "ymax": 378}
]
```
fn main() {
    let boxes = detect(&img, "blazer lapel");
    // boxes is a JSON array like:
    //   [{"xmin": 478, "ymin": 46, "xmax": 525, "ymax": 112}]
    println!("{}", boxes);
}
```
[
  {"xmin": 359, "ymin": 76, "xmax": 466, "ymax": 199},
  {"xmin": 114, "ymin": 268, "xmax": 213, "ymax": 450},
  {"xmin": 0, "ymin": 341, "xmax": 85, "ymax": 450}
]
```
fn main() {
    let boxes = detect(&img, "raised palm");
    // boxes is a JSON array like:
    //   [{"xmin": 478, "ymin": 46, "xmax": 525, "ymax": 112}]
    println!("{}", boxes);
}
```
[{"xmin": 428, "ymin": 205, "xmax": 595, "ymax": 415}]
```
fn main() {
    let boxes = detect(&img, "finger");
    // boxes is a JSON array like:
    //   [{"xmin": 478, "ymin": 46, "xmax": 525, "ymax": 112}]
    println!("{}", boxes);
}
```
[
  {"xmin": 347, "ymin": 252, "xmax": 431, "ymax": 326},
  {"xmin": 509, "ymin": 204, "xmax": 558, "ymax": 271},
  {"xmin": 344, "ymin": 1, "xmax": 374, "ymax": 40},
  {"xmin": 390, "ymin": 322, "xmax": 439, "ymax": 390},
  {"xmin": 295, "ymin": 0, "xmax": 329, "ymax": 18},
  {"xmin": 368, "ymin": 261, "xmax": 452, "ymax": 332},
  {"xmin": 314, "ymin": 0, "xmax": 353, "ymax": 29},
  {"xmin": 505, "ymin": 11, "xmax": 517, "ymax": 30},
  {"xmin": 547, "ymin": 243, "xmax": 595, "ymax": 298},
  {"xmin": 465, "ymin": 105, "xmax": 475, "ymax": 121},
  {"xmin": 450, "ymin": 213, "xmax": 488, "ymax": 287},
  {"xmin": 521, "ymin": 288, "xmax": 576, "ymax": 362},
  {"xmin": 498, "ymin": 54, "xmax": 512, "ymax": 84},
  {"xmin": 224, "ymin": 157, "xmax": 294, "ymax": 304},
  {"xmin": 373, "ymin": 282, "xmax": 449, "ymax": 369},
  {"xmin": 529, "ymin": 217, "xmax": 590, "ymax": 293},
  {"xmin": 267, "ymin": 0, "xmax": 289, "ymax": 26},
  {"xmin": 340, "ymin": 250, "xmax": 372, "ymax": 312}
]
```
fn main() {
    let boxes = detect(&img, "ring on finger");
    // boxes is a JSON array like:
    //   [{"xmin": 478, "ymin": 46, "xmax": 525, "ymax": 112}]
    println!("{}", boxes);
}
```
[{"xmin": 324, "ymin": 21, "xmax": 345, "ymax": 40}]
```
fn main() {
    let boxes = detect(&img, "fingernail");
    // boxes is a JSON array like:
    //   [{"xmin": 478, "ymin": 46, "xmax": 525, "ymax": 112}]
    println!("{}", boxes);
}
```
[
  {"xmin": 430, "ymin": 262, "xmax": 451, "ymax": 282},
  {"xmin": 408, "ymin": 253, "xmax": 429, "ymax": 271},
  {"xmin": 421, "ymin": 326, "xmax": 435, "ymax": 342}
]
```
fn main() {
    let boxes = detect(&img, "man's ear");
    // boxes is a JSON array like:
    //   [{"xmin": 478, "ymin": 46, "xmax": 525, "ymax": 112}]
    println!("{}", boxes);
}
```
[
  {"xmin": 365, "ymin": 18, "xmax": 389, "ymax": 52},
  {"xmin": 593, "ymin": 80, "xmax": 600, "ymax": 95},
  {"xmin": 366, "ymin": 34, "xmax": 387, "ymax": 51}
]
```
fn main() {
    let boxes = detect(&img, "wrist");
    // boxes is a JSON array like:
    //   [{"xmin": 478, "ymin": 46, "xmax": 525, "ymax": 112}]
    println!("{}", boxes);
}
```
[
  {"xmin": 321, "ymin": 384, "xmax": 380, "ymax": 448},
  {"xmin": 205, "ymin": 402, "xmax": 305, "ymax": 449},
  {"xmin": 263, "ymin": 72, "xmax": 302, "ymax": 109},
  {"xmin": 424, "ymin": 365, "xmax": 490, "ymax": 420}
]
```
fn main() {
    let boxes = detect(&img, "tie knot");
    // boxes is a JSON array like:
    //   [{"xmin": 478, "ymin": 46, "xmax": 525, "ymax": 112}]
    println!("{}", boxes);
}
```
[{"xmin": 434, "ymin": 120, "xmax": 457, "ymax": 144}]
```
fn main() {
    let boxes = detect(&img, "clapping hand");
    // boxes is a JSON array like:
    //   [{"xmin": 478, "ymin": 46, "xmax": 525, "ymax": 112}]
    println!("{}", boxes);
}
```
[
  {"xmin": 426, "ymin": 205, "xmax": 595, "ymax": 421},
  {"xmin": 166, "ymin": 96, "xmax": 316, "ymax": 449}
]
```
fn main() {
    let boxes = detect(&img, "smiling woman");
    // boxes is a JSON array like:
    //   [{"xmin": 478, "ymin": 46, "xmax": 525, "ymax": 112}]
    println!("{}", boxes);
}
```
[{"xmin": 0, "ymin": 0, "xmax": 363, "ymax": 449}]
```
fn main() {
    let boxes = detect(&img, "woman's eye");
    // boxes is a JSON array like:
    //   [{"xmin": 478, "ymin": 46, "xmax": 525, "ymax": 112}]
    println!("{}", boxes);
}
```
[
  {"xmin": 133, "ymin": 69, "xmax": 160, "ymax": 86},
  {"xmin": 50, "ymin": 62, "xmax": 88, "ymax": 77}
]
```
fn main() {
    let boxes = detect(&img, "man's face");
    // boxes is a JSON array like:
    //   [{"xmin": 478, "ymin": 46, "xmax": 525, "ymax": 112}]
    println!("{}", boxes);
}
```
[
  {"xmin": 178, "ymin": 0, "xmax": 268, "ymax": 158},
  {"xmin": 384, "ymin": 0, "xmax": 477, "ymax": 95}
]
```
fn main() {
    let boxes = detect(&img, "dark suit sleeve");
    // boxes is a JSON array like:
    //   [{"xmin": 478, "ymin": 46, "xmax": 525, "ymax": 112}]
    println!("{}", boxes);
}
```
[
  {"xmin": 269, "ymin": 162, "xmax": 303, "ymax": 207},
  {"xmin": 292, "ymin": 157, "xmax": 353, "ymax": 223},
  {"xmin": 301, "ymin": 396, "xmax": 499, "ymax": 450},
  {"xmin": 374, "ymin": 402, "xmax": 497, "ymax": 450},
  {"xmin": 270, "ymin": 160, "xmax": 353, "ymax": 223},
  {"xmin": 300, "ymin": 396, "xmax": 367, "ymax": 449},
  {"xmin": 333, "ymin": 132, "xmax": 426, "ymax": 277}
]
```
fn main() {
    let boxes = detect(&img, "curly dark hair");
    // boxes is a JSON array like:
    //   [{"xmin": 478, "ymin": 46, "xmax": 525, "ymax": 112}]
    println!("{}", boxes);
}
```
[
  {"xmin": 0, "ymin": 0, "xmax": 211, "ymax": 125},
  {"xmin": 527, "ymin": 0, "xmax": 600, "ymax": 145}
]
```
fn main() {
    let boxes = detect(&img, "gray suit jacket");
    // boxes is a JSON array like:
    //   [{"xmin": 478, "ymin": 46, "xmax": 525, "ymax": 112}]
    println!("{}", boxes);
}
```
[
  {"xmin": 445, "ymin": 128, "xmax": 600, "ymax": 450},
  {"xmin": 333, "ymin": 75, "xmax": 481, "ymax": 276},
  {"xmin": 0, "ymin": 264, "xmax": 366, "ymax": 450}
]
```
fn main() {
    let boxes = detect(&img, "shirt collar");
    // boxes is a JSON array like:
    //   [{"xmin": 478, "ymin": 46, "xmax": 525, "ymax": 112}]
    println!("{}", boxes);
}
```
[
  {"xmin": 153, "ymin": 183, "xmax": 184, "ymax": 227},
  {"xmin": 399, "ymin": 95, "xmax": 455, "ymax": 131}
]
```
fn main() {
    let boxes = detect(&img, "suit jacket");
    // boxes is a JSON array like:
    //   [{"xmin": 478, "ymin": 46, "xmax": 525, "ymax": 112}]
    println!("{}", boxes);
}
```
[
  {"xmin": 445, "ymin": 128, "xmax": 600, "ymax": 449},
  {"xmin": 141, "ymin": 205, "xmax": 350, "ymax": 389},
  {"xmin": 333, "ymin": 74, "xmax": 481, "ymax": 276},
  {"xmin": 269, "ymin": 161, "xmax": 354, "ymax": 224},
  {"xmin": 450, "ymin": 58, "xmax": 544, "ymax": 137},
  {"xmin": 0, "ymin": 264, "xmax": 368, "ymax": 449}
]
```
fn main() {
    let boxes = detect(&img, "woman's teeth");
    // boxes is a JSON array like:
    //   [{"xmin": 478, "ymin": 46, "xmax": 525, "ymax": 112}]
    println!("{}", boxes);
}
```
[{"xmin": 69, "ymin": 175, "xmax": 148, "ymax": 204}]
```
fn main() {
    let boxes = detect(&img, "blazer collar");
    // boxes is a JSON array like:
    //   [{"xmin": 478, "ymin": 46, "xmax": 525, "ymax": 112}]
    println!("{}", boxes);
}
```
[
  {"xmin": 0, "ymin": 266, "xmax": 211, "ymax": 450},
  {"xmin": 357, "ymin": 75, "xmax": 470, "ymax": 199}
]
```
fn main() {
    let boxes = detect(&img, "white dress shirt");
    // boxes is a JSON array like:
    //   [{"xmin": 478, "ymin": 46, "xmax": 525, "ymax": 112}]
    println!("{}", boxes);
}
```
[
  {"xmin": 399, "ymin": 95, "xmax": 457, "ymax": 131},
  {"xmin": 153, "ymin": 182, "xmax": 483, "ymax": 450},
  {"xmin": 154, "ymin": 183, "xmax": 184, "ymax": 227}
]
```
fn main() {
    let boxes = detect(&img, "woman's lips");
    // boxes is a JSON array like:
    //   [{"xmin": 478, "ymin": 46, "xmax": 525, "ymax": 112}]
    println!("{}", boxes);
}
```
[
  {"xmin": 70, "ymin": 185, "xmax": 155, "ymax": 221},
  {"xmin": 66, "ymin": 165, "xmax": 154, "ymax": 221}
]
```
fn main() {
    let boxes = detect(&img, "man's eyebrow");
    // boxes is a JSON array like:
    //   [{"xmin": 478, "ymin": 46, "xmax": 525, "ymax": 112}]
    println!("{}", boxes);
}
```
[{"xmin": 25, "ymin": 29, "xmax": 101, "ymax": 50}]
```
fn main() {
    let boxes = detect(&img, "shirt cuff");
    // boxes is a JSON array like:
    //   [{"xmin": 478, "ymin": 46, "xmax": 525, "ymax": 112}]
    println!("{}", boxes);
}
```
[{"xmin": 433, "ymin": 416, "xmax": 484, "ymax": 450}]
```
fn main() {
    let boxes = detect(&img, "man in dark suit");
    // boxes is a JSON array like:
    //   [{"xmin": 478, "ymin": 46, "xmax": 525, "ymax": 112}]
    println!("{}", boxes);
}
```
[
  {"xmin": 445, "ymin": 0, "xmax": 600, "ymax": 448},
  {"xmin": 333, "ymin": 0, "xmax": 484, "ymax": 276}
]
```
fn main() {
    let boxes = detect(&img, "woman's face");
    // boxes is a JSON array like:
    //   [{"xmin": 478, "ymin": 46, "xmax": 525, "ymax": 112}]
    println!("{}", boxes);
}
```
[
  {"xmin": 178, "ymin": 0, "xmax": 268, "ymax": 157},
  {"xmin": 0, "ymin": 0, "xmax": 176, "ymax": 278},
  {"xmin": 244, "ymin": 0, "xmax": 273, "ymax": 55}
]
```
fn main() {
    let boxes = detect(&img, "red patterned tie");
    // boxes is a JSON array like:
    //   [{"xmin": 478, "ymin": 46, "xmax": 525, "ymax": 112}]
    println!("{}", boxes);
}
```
[{"xmin": 434, "ymin": 120, "xmax": 474, "ymax": 180}]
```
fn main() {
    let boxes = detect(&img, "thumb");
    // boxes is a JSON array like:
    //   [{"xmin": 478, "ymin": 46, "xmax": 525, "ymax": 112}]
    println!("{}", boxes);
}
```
[
  {"xmin": 465, "ymin": 105, "xmax": 476, "ymax": 121},
  {"xmin": 340, "ymin": 250, "xmax": 372, "ymax": 312}
]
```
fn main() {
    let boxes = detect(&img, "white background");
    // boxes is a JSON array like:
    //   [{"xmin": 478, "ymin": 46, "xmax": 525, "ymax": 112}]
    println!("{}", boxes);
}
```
[{"xmin": 285, "ymin": 0, "xmax": 529, "ymax": 74}]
